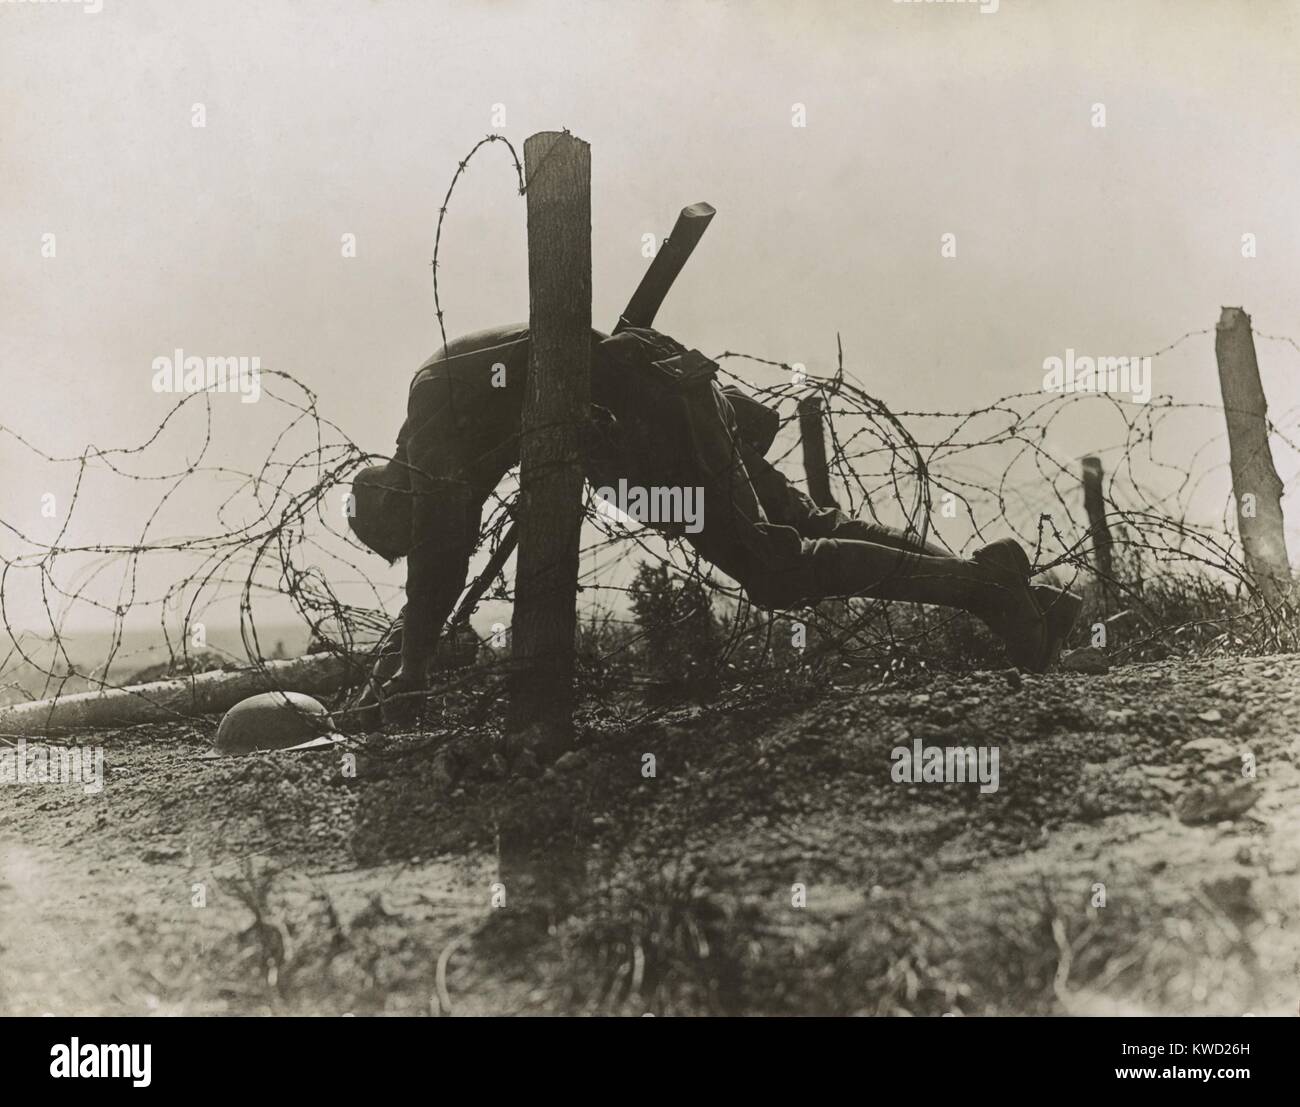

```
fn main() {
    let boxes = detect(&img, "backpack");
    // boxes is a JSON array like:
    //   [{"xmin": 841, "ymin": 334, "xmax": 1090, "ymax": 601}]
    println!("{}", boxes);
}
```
[{"xmin": 597, "ymin": 328, "xmax": 780, "ymax": 458}]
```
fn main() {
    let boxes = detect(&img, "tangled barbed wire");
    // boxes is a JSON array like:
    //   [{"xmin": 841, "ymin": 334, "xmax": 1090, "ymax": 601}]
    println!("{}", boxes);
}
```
[{"xmin": 2, "ymin": 135, "xmax": 1296, "ymax": 728}]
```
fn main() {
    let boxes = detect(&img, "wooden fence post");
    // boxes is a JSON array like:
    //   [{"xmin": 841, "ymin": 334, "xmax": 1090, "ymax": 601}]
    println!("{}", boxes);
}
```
[
  {"xmin": 508, "ymin": 131, "xmax": 591, "ymax": 739},
  {"xmin": 798, "ymin": 394, "xmax": 838, "ymax": 509},
  {"xmin": 1080, "ymin": 455, "xmax": 1114, "ymax": 591},
  {"xmin": 1214, "ymin": 306, "xmax": 1291, "ymax": 603}
]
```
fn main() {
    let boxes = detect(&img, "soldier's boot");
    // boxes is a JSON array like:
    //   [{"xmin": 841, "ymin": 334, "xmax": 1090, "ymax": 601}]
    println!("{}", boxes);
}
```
[{"xmin": 969, "ymin": 538, "xmax": 1052, "ymax": 673}]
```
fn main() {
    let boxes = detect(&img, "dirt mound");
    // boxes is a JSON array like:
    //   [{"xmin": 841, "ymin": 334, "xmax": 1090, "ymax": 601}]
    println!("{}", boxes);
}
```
[{"xmin": 1, "ymin": 654, "xmax": 1296, "ymax": 1015}]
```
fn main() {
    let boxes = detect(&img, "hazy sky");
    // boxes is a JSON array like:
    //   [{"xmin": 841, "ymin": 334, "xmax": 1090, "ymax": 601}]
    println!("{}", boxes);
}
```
[{"xmin": 2, "ymin": 0, "xmax": 1298, "ymax": 642}]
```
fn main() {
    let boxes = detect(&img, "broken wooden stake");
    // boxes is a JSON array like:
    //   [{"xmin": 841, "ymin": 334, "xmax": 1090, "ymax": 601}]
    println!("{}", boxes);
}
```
[
  {"xmin": 508, "ymin": 131, "xmax": 592, "ymax": 738},
  {"xmin": 798, "ymin": 394, "xmax": 838, "ymax": 510},
  {"xmin": 1081, "ymin": 455, "xmax": 1114, "ymax": 593},
  {"xmin": 1214, "ymin": 307, "xmax": 1291, "ymax": 603}
]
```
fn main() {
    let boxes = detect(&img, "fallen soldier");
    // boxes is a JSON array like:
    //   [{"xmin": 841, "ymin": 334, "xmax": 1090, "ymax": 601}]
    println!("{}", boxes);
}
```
[{"xmin": 347, "ymin": 323, "xmax": 1082, "ymax": 714}]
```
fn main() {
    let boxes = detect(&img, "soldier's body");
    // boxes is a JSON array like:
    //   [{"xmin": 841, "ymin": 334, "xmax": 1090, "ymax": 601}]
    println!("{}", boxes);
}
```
[{"xmin": 348, "ymin": 324, "xmax": 1080, "ymax": 700}]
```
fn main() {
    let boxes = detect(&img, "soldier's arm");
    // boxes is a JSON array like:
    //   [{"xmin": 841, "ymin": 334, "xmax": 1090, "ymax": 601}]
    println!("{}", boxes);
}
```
[
  {"xmin": 389, "ymin": 346, "xmax": 523, "ymax": 692},
  {"xmin": 396, "ymin": 432, "xmax": 482, "ymax": 686}
]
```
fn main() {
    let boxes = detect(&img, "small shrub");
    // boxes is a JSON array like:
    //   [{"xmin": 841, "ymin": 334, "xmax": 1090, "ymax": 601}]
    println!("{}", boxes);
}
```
[{"xmin": 628, "ymin": 561, "xmax": 721, "ymax": 688}]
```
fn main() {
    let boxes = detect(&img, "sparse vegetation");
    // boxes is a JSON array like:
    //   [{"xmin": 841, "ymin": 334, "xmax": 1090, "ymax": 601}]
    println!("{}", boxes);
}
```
[{"xmin": 628, "ymin": 560, "xmax": 722, "ymax": 694}]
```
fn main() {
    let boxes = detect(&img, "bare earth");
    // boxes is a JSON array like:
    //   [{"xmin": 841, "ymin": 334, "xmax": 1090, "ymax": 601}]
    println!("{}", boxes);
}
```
[{"xmin": 2, "ymin": 653, "xmax": 1297, "ymax": 1016}]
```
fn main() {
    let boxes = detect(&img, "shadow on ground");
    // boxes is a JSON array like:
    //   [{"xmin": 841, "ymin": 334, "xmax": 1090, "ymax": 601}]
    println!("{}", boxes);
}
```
[{"xmin": 1, "ymin": 654, "xmax": 1297, "ymax": 1015}]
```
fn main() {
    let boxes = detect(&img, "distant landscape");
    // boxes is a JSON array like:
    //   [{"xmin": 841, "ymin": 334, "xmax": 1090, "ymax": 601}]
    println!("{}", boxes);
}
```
[{"xmin": 0, "ymin": 623, "xmax": 314, "ymax": 707}]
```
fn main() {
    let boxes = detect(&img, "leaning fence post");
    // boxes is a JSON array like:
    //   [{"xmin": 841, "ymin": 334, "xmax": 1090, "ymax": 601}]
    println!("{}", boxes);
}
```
[
  {"xmin": 1214, "ymin": 306, "xmax": 1291, "ymax": 604},
  {"xmin": 1080, "ymin": 455, "xmax": 1114, "ymax": 593},
  {"xmin": 798, "ymin": 394, "xmax": 838, "ymax": 509},
  {"xmin": 508, "ymin": 131, "xmax": 592, "ymax": 740}
]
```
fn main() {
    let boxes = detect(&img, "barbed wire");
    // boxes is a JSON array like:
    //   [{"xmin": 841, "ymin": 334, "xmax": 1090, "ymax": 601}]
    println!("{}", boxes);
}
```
[
  {"xmin": 4, "ymin": 324, "xmax": 1293, "ymax": 721},
  {"xmin": 1, "ymin": 137, "xmax": 1297, "ymax": 732}
]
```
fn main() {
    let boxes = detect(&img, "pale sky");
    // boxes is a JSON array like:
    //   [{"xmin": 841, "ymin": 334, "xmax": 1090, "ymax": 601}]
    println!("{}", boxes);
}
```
[{"xmin": 2, "ymin": 0, "xmax": 1298, "ymax": 644}]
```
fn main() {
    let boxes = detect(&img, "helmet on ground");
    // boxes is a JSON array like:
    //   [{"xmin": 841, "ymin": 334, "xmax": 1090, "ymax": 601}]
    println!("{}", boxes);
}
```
[{"xmin": 210, "ymin": 691, "xmax": 340, "ymax": 756}]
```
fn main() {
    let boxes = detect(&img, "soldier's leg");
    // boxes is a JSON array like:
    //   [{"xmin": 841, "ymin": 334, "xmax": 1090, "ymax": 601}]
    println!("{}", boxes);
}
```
[
  {"xmin": 728, "ymin": 524, "xmax": 1055, "ymax": 670},
  {"xmin": 682, "ymin": 389, "xmax": 1056, "ymax": 669},
  {"xmin": 737, "ymin": 425, "xmax": 1079, "ymax": 661}
]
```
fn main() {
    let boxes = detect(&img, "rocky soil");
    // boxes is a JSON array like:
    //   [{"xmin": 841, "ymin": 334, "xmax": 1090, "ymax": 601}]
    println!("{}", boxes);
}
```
[{"xmin": 2, "ymin": 653, "xmax": 1297, "ymax": 1016}]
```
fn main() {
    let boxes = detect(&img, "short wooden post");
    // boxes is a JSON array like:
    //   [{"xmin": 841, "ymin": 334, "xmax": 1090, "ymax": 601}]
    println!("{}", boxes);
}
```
[
  {"xmin": 1080, "ymin": 455, "xmax": 1114, "ymax": 587},
  {"xmin": 508, "ymin": 131, "xmax": 591, "ymax": 737},
  {"xmin": 1214, "ymin": 307, "xmax": 1291, "ymax": 603},
  {"xmin": 798, "ymin": 394, "xmax": 838, "ymax": 509}
]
